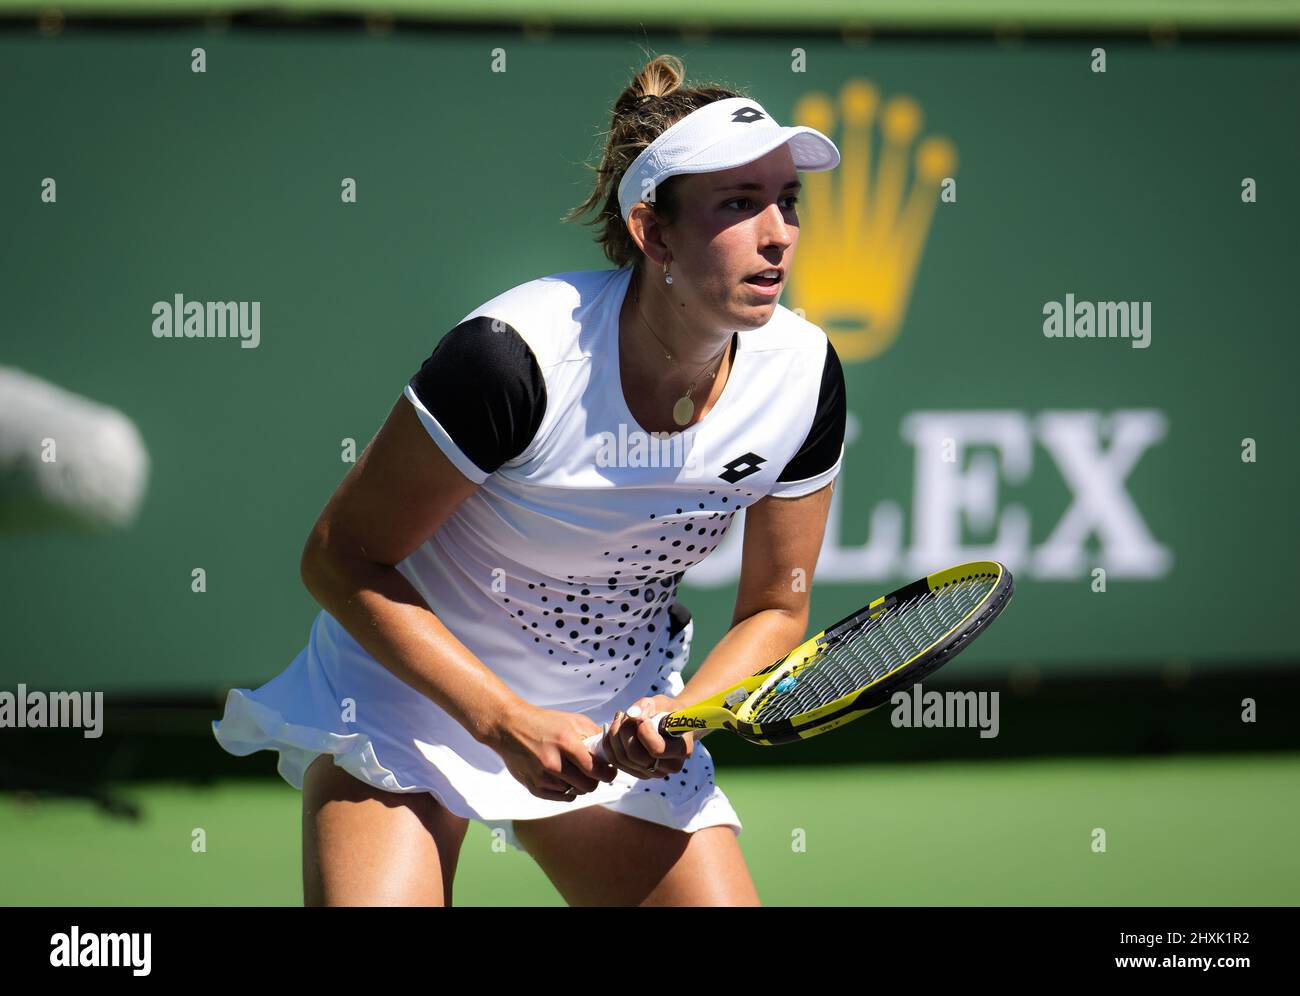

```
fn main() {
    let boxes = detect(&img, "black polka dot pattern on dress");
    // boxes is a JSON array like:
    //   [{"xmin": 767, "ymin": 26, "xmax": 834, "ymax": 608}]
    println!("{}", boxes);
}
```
[{"xmin": 487, "ymin": 486, "xmax": 756, "ymax": 694}]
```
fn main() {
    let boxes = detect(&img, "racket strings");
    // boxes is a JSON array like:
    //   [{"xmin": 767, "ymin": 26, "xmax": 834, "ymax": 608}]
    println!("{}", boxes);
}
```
[{"xmin": 754, "ymin": 577, "xmax": 996, "ymax": 723}]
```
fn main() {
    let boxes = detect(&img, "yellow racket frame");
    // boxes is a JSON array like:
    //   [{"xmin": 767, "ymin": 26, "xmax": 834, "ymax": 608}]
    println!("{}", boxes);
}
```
[{"xmin": 659, "ymin": 560, "xmax": 1013, "ymax": 746}]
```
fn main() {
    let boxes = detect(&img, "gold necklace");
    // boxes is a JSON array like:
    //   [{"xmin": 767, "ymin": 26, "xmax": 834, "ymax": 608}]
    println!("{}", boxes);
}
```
[{"xmin": 632, "ymin": 273, "xmax": 734, "ymax": 427}]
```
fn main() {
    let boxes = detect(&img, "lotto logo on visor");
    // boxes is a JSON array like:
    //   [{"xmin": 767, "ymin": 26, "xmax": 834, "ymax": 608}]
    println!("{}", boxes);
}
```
[{"xmin": 617, "ymin": 96, "xmax": 840, "ymax": 221}]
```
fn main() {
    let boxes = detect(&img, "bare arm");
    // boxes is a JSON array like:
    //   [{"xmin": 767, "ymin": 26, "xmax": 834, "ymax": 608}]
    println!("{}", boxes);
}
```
[
  {"xmin": 603, "ymin": 479, "xmax": 837, "ymax": 770},
  {"xmin": 298, "ymin": 395, "xmax": 521, "ymax": 745},
  {"xmin": 300, "ymin": 394, "xmax": 616, "ymax": 799},
  {"xmin": 677, "ymin": 478, "xmax": 836, "ymax": 709}
]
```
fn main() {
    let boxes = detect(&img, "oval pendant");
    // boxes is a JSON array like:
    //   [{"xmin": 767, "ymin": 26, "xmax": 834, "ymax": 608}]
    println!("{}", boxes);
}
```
[{"xmin": 672, "ymin": 396, "xmax": 694, "ymax": 426}]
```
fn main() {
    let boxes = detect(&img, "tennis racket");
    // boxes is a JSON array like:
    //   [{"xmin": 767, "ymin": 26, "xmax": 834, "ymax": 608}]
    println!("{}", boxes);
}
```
[{"xmin": 584, "ymin": 560, "xmax": 1013, "ymax": 759}]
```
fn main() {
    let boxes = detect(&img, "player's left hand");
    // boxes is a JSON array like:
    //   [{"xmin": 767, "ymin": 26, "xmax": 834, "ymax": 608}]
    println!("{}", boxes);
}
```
[{"xmin": 604, "ymin": 694, "xmax": 694, "ymax": 780}]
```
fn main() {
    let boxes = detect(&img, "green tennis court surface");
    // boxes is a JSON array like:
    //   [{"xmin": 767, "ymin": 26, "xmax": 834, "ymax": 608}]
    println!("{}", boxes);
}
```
[{"xmin": 3, "ymin": 752, "xmax": 1296, "ymax": 905}]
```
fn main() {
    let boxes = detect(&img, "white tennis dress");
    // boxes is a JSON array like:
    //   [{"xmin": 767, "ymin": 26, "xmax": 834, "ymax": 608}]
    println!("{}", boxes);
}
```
[{"xmin": 212, "ymin": 264, "xmax": 846, "ymax": 852}]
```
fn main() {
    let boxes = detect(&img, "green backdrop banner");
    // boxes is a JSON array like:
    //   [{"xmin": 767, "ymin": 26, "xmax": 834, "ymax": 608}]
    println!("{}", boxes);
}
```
[
  {"xmin": 4, "ymin": 2, "xmax": 1300, "ymax": 28},
  {"xmin": 1, "ymin": 31, "xmax": 1296, "ymax": 692}
]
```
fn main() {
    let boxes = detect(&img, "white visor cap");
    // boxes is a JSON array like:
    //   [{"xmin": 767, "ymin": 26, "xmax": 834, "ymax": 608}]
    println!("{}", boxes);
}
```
[{"xmin": 617, "ymin": 96, "xmax": 840, "ymax": 222}]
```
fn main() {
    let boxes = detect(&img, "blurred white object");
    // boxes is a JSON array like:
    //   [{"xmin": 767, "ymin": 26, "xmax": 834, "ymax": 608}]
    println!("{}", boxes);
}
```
[{"xmin": 0, "ymin": 365, "xmax": 150, "ymax": 532}]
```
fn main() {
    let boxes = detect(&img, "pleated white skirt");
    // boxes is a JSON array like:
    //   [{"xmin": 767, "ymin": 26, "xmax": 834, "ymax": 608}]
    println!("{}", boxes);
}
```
[{"xmin": 212, "ymin": 608, "xmax": 742, "ymax": 852}]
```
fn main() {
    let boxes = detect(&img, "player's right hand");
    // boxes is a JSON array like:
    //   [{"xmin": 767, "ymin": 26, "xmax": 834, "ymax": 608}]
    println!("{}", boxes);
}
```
[{"xmin": 489, "ymin": 703, "xmax": 619, "ymax": 802}]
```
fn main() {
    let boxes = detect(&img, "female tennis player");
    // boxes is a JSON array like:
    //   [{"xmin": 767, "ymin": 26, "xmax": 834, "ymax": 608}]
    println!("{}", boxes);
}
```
[{"xmin": 213, "ymin": 54, "xmax": 844, "ymax": 906}]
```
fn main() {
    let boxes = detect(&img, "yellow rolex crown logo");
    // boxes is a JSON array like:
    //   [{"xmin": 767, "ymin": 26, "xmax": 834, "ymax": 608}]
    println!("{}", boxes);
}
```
[{"xmin": 791, "ymin": 81, "xmax": 956, "ymax": 362}]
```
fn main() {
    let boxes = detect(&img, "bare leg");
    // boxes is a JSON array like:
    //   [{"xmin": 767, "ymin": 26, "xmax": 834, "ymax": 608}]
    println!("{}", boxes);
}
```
[
  {"xmin": 302, "ymin": 754, "xmax": 470, "ymax": 906},
  {"xmin": 513, "ymin": 805, "xmax": 759, "ymax": 907}
]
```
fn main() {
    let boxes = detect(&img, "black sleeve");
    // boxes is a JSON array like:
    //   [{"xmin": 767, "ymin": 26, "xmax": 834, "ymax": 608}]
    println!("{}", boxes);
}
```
[
  {"xmin": 775, "ymin": 338, "xmax": 847, "ymax": 484},
  {"xmin": 407, "ymin": 316, "xmax": 547, "ymax": 476}
]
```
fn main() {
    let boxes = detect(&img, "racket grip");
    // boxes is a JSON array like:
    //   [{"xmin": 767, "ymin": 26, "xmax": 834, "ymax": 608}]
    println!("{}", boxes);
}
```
[
  {"xmin": 583, "ymin": 728, "xmax": 611, "ymax": 762},
  {"xmin": 583, "ymin": 710, "xmax": 672, "ymax": 763}
]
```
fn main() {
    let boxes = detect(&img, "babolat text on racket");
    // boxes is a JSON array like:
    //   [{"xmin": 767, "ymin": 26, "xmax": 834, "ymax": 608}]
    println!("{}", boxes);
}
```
[{"xmin": 584, "ymin": 560, "xmax": 1013, "ymax": 757}]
